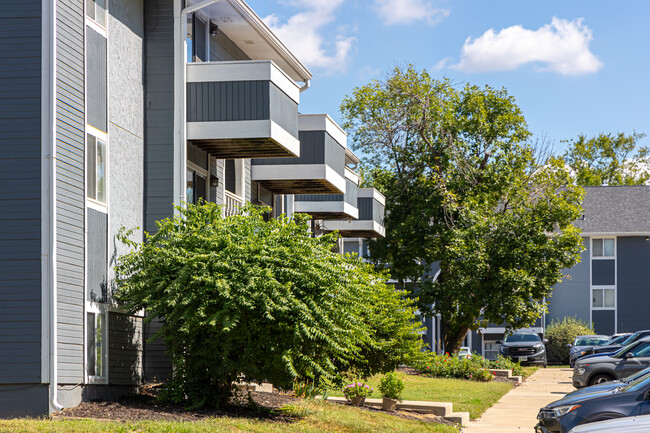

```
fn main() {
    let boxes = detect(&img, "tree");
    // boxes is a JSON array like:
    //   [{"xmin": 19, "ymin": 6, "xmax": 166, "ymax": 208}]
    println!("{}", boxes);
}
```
[
  {"xmin": 340, "ymin": 66, "xmax": 584, "ymax": 354},
  {"xmin": 115, "ymin": 202, "xmax": 424, "ymax": 408},
  {"xmin": 562, "ymin": 132, "xmax": 649, "ymax": 185}
]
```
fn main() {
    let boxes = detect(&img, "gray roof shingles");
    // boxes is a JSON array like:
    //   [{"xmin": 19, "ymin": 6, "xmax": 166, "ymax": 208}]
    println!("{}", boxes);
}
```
[{"xmin": 574, "ymin": 186, "xmax": 650, "ymax": 234}]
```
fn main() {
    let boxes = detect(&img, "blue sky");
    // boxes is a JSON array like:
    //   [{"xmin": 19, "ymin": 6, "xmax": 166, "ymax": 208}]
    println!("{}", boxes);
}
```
[{"xmin": 247, "ymin": 0, "xmax": 650, "ymax": 153}]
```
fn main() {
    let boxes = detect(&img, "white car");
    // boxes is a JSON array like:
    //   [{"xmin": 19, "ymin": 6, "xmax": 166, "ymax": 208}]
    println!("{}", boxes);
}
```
[
  {"xmin": 569, "ymin": 415, "xmax": 650, "ymax": 432},
  {"xmin": 458, "ymin": 346, "xmax": 472, "ymax": 358}
]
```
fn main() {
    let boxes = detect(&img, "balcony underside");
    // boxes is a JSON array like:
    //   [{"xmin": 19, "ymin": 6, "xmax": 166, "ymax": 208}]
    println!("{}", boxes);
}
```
[
  {"xmin": 252, "ymin": 164, "xmax": 346, "ymax": 194},
  {"xmin": 189, "ymin": 137, "xmax": 296, "ymax": 159},
  {"xmin": 294, "ymin": 201, "xmax": 358, "ymax": 220},
  {"xmin": 321, "ymin": 220, "xmax": 385, "ymax": 238}
]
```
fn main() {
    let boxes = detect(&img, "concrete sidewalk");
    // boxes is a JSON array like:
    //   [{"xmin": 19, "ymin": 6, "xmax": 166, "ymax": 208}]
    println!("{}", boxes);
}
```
[{"xmin": 462, "ymin": 368, "xmax": 574, "ymax": 433}]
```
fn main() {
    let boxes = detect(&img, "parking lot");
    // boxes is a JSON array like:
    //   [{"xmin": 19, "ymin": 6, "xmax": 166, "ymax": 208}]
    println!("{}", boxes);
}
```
[{"xmin": 462, "ymin": 368, "xmax": 574, "ymax": 433}]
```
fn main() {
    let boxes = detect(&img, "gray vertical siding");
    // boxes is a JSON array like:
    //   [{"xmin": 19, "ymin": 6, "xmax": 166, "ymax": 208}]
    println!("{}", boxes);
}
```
[
  {"xmin": 0, "ymin": 0, "xmax": 43, "ymax": 387},
  {"xmin": 188, "ymin": 143, "xmax": 207, "ymax": 169},
  {"xmin": 357, "ymin": 197, "xmax": 373, "ymax": 220},
  {"xmin": 548, "ymin": 238, "xmax": 591, "ymax": 325},
  {"xmin": 87, "ymin": 209, "xmax": 108, "ymax": 302},
  {"xmin": 592, "ymin": 260, "xmax": 615, "ymax": 286},
  {"xmin": 108, "ymin": 312, "xmax": 143, "ymax": 386},
  {"xmin": 143, "ymin": 317, "xmax": 172, "ymax": 382},
  {"xmin": 56, "ymin": 0, "xmax": 86, "ymax": 385},
  {"xmin": 144, "ymin": 0, "xmax": 175, "ymax": 233},
  {"xmin": 269, "ymin": 84, "xmax": 298, "ymax": 138},
  {"xmin": 592, "ymin": 310, "xmax": 615, "ymax": 336},
  {"xmin": 86, "ymin": 28, "xmax": 107, "ymax": 132},
  {"xmin": 617, "ymin": 237, "xmax": 650, "ymax": 332},
  {"xmin": 210, "ymin": 156, "xmax": 225, "ymax": 206}
]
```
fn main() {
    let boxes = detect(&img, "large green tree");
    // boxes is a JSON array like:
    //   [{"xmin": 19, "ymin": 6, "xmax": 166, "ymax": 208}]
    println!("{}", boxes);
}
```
[
  {"xmin": 116, "ymin": 202, "xmax": 424, "ymax": 408},
  {"xmin": 562, "ymin": 132, "xmax": 649, "ymax": 185},
  {"xmin": 341, "ymin": 66, "xmax": 585, "ymax": 353}
]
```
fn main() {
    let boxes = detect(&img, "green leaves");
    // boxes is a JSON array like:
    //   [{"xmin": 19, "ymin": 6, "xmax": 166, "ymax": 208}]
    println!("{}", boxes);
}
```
[{"xmin": 115, "ymin": 203, "xmax": 424, "ymax": 407}]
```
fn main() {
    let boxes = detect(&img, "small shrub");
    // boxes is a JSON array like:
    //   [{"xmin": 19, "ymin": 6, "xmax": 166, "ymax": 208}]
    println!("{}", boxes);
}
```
[
  {"xmin": 417, "ymin": 353, "xmax": 494, "ymax": 381},
  {"xmin": 490, "ymin": 355, "xmax": 524, "ymax": 377},
  {"xmin": 342, "ymin": 382, "xmax": 374, "ymax": 401},
  {"xmin": 546, "ymin": 317, "xmax": 594, "ymax": 363},
  {"xmin": 378, "ymin": 372, "xmax": 405, "ymax": 400}
]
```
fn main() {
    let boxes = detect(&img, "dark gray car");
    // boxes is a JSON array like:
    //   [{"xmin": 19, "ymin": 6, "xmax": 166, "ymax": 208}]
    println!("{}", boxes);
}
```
[
  {"xmin": 573, "ymin": 337, "xmax": 650, "ymax": 388},
  {"xmin": 498, "ymin": 332, "xmax": 547, "ymax": 366},
  {"xmin": 568, "ymin": 335, "xmax": 610, "ymax": 368},
  {"xmin": 564, "ymin": 366, "xmax": 650, "ymax": 399}
]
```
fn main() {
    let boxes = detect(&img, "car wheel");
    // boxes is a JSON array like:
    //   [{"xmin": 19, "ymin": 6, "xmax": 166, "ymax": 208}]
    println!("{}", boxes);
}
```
[{"xmin": 589, "ymin": 374, "xmax": 614, "ymax": 386}]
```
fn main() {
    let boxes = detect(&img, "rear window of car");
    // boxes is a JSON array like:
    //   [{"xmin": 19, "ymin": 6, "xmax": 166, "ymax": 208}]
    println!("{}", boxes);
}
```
[
  {"xmin": 574, "ymin": 337, "xmax": 609, "ymax": 346},
  {"xmin": 504, "ymin": 334, "xmax": 541, "ymax": 343}
]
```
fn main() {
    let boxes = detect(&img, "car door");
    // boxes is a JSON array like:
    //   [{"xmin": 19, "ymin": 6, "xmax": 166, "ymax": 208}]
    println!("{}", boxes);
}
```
[{"xmin": 617, "ymin": 342, "xmax": 650, "ymax": 379}]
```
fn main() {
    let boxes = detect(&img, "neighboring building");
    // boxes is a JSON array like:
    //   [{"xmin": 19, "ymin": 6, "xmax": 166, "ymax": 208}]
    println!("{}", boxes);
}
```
[
  {"xmin": 0, "ymin": 0, "xmax": 383, "ymax": 417},
  {"xmin": 422, "ymin": 186, "xmax": 650, "ymax": 358}
]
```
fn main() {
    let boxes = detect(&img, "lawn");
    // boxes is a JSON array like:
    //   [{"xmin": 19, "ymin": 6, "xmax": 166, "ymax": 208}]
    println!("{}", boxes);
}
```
[
  {"xmin": 521, "ymin": 366, "xmax": 540, "ymax": 378},
  {"xmin": 0, "ymin": 400, "xmax": 458, "ymax": 433},
  {"xmin": 327, "ymin": 373, "xmax": 514, "ymax": 419}
]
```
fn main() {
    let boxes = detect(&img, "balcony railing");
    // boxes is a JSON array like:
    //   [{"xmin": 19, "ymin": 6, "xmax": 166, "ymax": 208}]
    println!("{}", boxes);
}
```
[
  {"xmin": 320, "ymin": 188, "xmax": 386, "ymax": 238},
  {"xmin": 186, "ymin": 60, "xmax": 300, "ymax": 159},
  {"xmin": 224, "ymin": 190, "xmax": 244, "ymax": 217}
]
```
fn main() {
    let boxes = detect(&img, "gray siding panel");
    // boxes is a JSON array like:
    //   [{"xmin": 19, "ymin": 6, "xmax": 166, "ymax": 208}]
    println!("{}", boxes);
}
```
[
  {"xmin": 86, "ymin": 27, "xmax": 108, "ymax": 132},
  {"xmin": 87, "ymin": 209, "xmax": 108, "ymax": 302},
  {"xmin": 548, "ymin": 238, "xmax": 591, "ymax": 325},
  {"xmin": 592, "ymin": 310, "xmax": 615, "ymax": 336},
  {"xmin": 0, "ymin": 385, "xmax": 48, "ymax": 418},
  {"xmin": 0, "ymin": 0, "xmax": 43, "ymax": 386},
  {"xmin": 617, "ymin": 236, "xmax": 650, "ymax": 332},
  {"xmin": 56, "ymin": 0, "xmax": 85, "ymax": 385},
  {"xmin": 358, "ymin": 197, "xmax": 373, "ymax": 220},
  {"xmin": 592, "ymin": 259, "xmax": 615, "ymax": 286},
  {"xmin": 143, "ymin": 318, "xmax": 172, "ymax": 382},
  {"xmin": 109, "ymin": 313, "xmax": 143, "ymax": 386}
]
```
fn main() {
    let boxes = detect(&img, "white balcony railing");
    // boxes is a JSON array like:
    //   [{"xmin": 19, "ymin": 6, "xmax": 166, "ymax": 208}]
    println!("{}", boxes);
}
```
[{"xmin": 224, "ymin": 190, "xmax": 244, "ymax": 217}]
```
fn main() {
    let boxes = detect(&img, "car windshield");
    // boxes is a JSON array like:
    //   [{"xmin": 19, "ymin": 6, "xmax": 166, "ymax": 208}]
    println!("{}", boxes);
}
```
[
  {"xmin": 615, "ymin": 341, "xmax": 650, "ymax": 359},
  {"xmin": 623, "ymin": 366, "xmax": 650, "ymax": 383},
  {"xmin": 505, "ymin": 334, "xmax": 540, "ymax": 343},
  {"xmin": 620, "ymin": 373, "xmax": 650, "ymax": 393},
  {"xmin": 621, "ymin": 332, "xmax": 642, "ymax": 346},
  {"xmin": 574, "ymin": 336, "xmax": 609, "ymax": 346},
  {"xmin": 607, "ymin": 335, "xmax": 630, "ymax": 346}
]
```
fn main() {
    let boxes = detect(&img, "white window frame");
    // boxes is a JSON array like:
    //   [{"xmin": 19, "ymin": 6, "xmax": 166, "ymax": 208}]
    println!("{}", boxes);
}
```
[
  {"xmin": 86, "ymin": 0, "xmax": 108, "ymax": 35},
  {"xmin": 483, "ymin": 340, "xmax": 500, "ymax": 361},
  {"xmin": 86, "ymin": 126, "xmax": 108, "ymax": 211},
  {"xmin": 85, "ymin": 303, "xmax": 108, "ymax": 384},
  {"xmin": 590, "ymin": 237, "xmax": 616, "ymax": 311}
]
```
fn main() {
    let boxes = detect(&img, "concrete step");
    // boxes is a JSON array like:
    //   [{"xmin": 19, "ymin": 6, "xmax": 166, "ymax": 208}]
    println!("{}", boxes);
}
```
[
  {"xmin": 446, "ymin": 412, "xmax": 470, "ymax": 425},
  {"xmin": 325, "ymin": 396, "xmax": 452, "ymax": 416},
  {"xmin": 489, "ymin": 369, "xmax": 512, "ymax": 378},
  {"xmin": 508, "ymin": 376, "xmax": 522, "ymax": 384}
]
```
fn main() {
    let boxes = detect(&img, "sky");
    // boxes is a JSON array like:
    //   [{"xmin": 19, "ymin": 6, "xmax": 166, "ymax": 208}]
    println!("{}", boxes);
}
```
[{"xmin": 247, "ymin": 0, "xmax": 650, "ymax": 153}]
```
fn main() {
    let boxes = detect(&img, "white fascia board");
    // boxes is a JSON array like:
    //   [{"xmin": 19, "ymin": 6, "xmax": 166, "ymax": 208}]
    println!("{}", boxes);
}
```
[
  {"xmin": 478, "ymin": 327, "xmax": 544, "ymax": 334},
  {"xmin": 294, "ymin": 201, "xmax": 359, "ymax": 219},
  {"xmin": 251, "ymin": 164, "xmax": 346, "ymax": 194},
  {"xmin": 358, "ymin": 187, "xmax": 386, "ymax": 206},
  {"xmin": 580, "ymin": 232, "xmax": 650, "ymax": 237},
  {"xmin": 321, "ymin": 220, "xmax": 386, "ymax": 237},
  {"xmin": 186, "ymin": 61, "xmax": 300, "ymax": 104},
  {"xmin": 186, "ymin": 119, "xmax": 300, "ymax": 157},
  {"xmin": 298, "ymin": 114, "xmax": 348, "ymax": 148},
  {"xmin": 344, "ymin": 167, "xmax": 360, "ymax": 185}
]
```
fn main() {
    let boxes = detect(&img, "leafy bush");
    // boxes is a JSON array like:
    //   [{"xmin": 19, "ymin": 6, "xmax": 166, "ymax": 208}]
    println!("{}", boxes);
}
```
[
  {"xmin": 546, "ymin": 317, "xmax": 594, "ymax": 363},
  {"xmin": 378, "ymin": 372, "xmax": 405, "ymax": 400},
  {"xmin": 116, "ymin": 203, "xmax": 425, "ymax": 408},
  {"xmin": 343, "ymin": 382, "xmax": 374, "ymax": 401},
  {"xmin": 416, "ymin": 353, "xmax": 494, "ymax": 381}
]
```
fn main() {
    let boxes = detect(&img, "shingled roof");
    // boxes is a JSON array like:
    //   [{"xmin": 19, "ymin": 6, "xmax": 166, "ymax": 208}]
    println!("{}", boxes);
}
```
[{"xmin": 574, "ymin": 186, "xmax": 650, "ymax": 234}]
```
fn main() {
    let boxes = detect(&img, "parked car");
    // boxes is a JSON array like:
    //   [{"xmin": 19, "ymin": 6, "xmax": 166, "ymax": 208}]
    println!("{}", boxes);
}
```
[
  {"xmin": 457, "ymin": 346, "xmax": 472, "ymax": 358},
  {"xmin": 568, "ymin": 414, "xmax": 650, "ymax": 433},
  {"xmin": 536, "ymin": 372, "xmax": 650, "ymax": 433},
  {"xmin": 564, "ymin": 366, "xmax": 650, "ymax": 399},
  {"xmin": 572, "ymin": 337, "xmax": 650, "ymax": 388},
  {"xmin": 498, "ymin": 332, "xmax": 547, "ymax": 367},
  {"xmin": 568, "ymin": 335, "xmax": 610, "ymax": 367},
  {"xmin": 577, "ymin": 332, "xmax": 645, "ymax": 362}
]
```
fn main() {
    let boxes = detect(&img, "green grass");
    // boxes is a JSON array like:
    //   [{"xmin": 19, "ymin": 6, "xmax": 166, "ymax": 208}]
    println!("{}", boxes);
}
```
[
  {"xmin": 0, "ymin": 400, "xmax": 458, "ymax": 433},
  {"xmin": 521, "ymin": 366, "xmax": 540, "ymax": 378},
  {"xmin": 328, "ymin": 373, "xmax": 514, "ymax": 419}
]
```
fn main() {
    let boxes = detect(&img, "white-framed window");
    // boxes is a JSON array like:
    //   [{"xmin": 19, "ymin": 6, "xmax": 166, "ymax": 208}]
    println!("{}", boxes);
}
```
[
  {"xmin": 187, "ymin": 161, "xmax": 209, "ymax": 204},
  {"xmin": 86, "ymin": 0, "xmax": 107, "ymax": 29},
  {"xmin": 592, "ymin": 238, "xmax": 615, "ymax": 258},
  {"xmin": 86, "ymin": 128, "xmax": 108, "ymax": 206},
  {"xmin": 86, "ymin": 305, "xmax": 107, "ymax": 383},
  {"xmin": 484, "ymin": 341, "xmax": 500, "ymax": 361},
  {"xmin": 225, "ymin": 159, "xmax": 244, "ymax": 198},
  {"xmin": 592, "ymin": 287, "xmax": 616, "ymax": 309},
  {"xmin": 590, "ymin": 237, "xmax": 616, "ymax": 310}
]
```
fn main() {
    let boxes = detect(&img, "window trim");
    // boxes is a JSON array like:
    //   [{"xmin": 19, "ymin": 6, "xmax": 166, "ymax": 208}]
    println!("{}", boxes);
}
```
[
  {"xmin": 85, "ymin": 303, "xmax": 108, "ymax": 384},
  {"xmin": 86, "ymin": 128, "xmax": 108, "ymax": 209},
  {"xmin": 589, "ymin": 237, "xmax": 617, "ymax": 322},
  {"xmin": 591, "ymin": 286, "xmax": 616, "ymax": 310},
  {"xmin": 187, "ymin": 160, "xmax": 209, "ymax": 204},
  {"xmin": 592, "ymin": 237, "xmax": 616, "ymax": 259},
  {"xmin": 86, "ymin": 0, "xmax": 108, "ymax": 35}
]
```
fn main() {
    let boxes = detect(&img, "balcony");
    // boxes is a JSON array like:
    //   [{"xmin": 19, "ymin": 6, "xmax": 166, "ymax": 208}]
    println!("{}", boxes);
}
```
[
  {"xmin": 251, "ymin": 114, "xmax": 347, "ymax": 194},
  {"xmin": 294, "ymin": 167, "xmax": 359, "ymax": 219},
  {"xmin": 186, "ymin": 60, "xmax": 300, "ymax": 159},
  {"xmin": 224, "ymin": 190, "xmax": 244, "ymax": 217},
  {"xmin": 321, "ymin": 188, "xmax": 386, "ymax": 238}
]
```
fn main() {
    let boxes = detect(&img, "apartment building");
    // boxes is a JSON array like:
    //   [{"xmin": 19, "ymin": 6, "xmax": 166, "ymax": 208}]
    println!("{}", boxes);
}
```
[{"xmin": 0, "ymin": 0, "xmax": 384, "ymax": 416}]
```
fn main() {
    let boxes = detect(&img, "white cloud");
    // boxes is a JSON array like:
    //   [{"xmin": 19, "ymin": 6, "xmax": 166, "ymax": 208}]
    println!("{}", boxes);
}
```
[
  {"xmin": 453, "ymin": 17, "xmax": 603, "ymax": 75},
  {"xmin": 375, "ymin": 0, "xmax": 449, "ymax": 26},
  {"xmin": 264, "ymin": 0, "xmax": 354, "ymax": 73},
  {"xmin": 431, "ymin": 57, "xmax": 452, "ymax": 72}
]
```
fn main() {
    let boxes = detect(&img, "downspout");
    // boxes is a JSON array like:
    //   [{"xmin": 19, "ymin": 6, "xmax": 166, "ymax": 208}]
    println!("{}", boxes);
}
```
[
  {"xmin": 175, "ymin": 0, "xmax": 222, "ymax": 211},
  {"xmin": 45, "ymin": 0, "xmax": 64, "ymax": 413},
  {"xmin": 299, "ymin": 79, "xmax": 310, "ymax": 93}
]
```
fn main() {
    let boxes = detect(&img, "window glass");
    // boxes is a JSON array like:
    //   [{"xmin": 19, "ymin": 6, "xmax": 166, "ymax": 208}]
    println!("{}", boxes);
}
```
[
  {"xmin": 87, "ymin": 312, "xmax": 105, "ymax": 377},
  {"xmin": 86, "ymin": 134, "xmax": 97, "ymax": 200},
  {"xmin": 484, "ymin": 342, "xmax": 500, "ymax": 360},
  {"xmin": 629, "ymin": 342, "xmax": 650, "ymax": 357},
  {"xmin": 96, "ymin": 138, "xmax": 106, "ymax": 203},
  {"xmin": 95, "ymin": 0, "xmax": 106, "ymax": 27},
  {"xmin": 504, "ymin": 334, "xmax": 541, "ymax": 343},
  {"xmin": 86, "ymin": 0, "xmax": 95, "ymax": 21},
  {"xmin": 593, "ymin": 238, "xmax": 603, "ymax": 257},
  {"xmin": 86, "ymin": 313, "xmax": 96, "ymax": 376},
  {"xmin": 95, "ymin": 314, "xmax": 105, "ymax": 377},
  {"xmin": 604, "ymin": 289, "xmax": 615, "ymax": 308},
  {"xmin": 186, "ymin": 170, "xmax": 195, "ymax": 204},
  {"xmin": 592, "ymin": 289, "xmax": 603, "ymax": 307},
  {"xmin": 603, "ymin": 239, "xmax": 615, "ymax": 257}
]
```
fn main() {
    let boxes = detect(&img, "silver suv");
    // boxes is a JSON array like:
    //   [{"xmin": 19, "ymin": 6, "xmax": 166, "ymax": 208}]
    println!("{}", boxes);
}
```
[{"xmin": 573, "ymin": 337, "xmax": 650, "ymax": 388}]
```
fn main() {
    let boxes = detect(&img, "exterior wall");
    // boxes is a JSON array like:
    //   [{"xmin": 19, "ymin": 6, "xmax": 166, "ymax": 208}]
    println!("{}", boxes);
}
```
[
  {"xmin": 0, "ymin": 0, "xmax": 44, "ymax": 407},
  {"xmin": 592, "ymin": 310, "xmax": 615, "ymax": 335},
  {"xmin": 108, "ymin": 312, "xmax": 143, "ymax": 386},
  {"xmin": 547, "ymin": 237, "xmax": 590, "ymax": 325},
  {"xmin": 143, "ymin": 0, "xmax": 174, "ymax": 234},
  {"xmin": 617, "ymin": 236, "xmax": 650, "ymax": 332},
  {"xmin": 56, "ymin": 0, "xmax": 86, "ymax": 385}
]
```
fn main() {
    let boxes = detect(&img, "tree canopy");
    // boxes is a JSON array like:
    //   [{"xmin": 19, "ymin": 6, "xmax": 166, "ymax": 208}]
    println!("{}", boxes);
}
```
[
  {"xmin": 562, "ymin": 132, "xmax": 649, "ymax": 186},
  {"xmin": 115, "ymin": 203, "xmax": 424, "ymax": 408},
  {"xmin": 341, "ymin": 66, "xmax": 584, "ymax": 353}
]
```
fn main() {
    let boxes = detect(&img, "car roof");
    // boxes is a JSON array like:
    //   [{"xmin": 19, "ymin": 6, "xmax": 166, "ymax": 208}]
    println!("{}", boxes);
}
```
[{"xmin": 569, "ymin": 414, "xmax": 650, "ymax": 432}]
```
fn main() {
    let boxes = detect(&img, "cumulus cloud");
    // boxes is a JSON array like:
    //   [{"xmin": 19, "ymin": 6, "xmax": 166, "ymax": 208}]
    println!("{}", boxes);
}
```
[
  {"xmin": 453, "ymin": 17, "xmax": 603, "ymax": 75},
  {"xmin": 375, "ymin": 0, "xmax": 449, "ymax": 25},
  {"xmin": 264, "ymin": 0, "xmax": 354, "ymax": 73}
]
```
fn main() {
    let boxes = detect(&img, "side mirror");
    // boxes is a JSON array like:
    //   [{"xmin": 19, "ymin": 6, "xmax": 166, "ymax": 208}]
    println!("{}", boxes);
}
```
[
  {"xmin": 625, "ymin": 352, "xmax": 634, "ymax": 359},
  {"xmin": 543, "ymin": 339, "xmax": 549, "ymax": 344},
  {"xmin": 566, "ymin": 344, "xmax": 573, "ymax": 348},
  {"xmin": 496, "ymin": 340, "xmax": 502, "ymax": 345}
]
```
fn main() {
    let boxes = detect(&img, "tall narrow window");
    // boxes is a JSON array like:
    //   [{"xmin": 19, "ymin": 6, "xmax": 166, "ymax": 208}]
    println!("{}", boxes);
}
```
[
  {"xmin": 86, "ymin": 311, "xmax": 106, "ymax": 379},
  {"xmin": 87, "ymin": 133, "xmax": 107, "ymax": 204},
  {"xmin": 591, "ymin": 237, "xmax": 616, "ymax": 309},
  {"xmin": 86, "ymin": 0, "xmax": 107, "ymax": 28}
]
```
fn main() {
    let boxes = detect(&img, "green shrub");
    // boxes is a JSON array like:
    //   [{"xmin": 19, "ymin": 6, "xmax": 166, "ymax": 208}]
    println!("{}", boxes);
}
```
[
  {"xmin": 545, "ymin": 317, "xmax": 594, "ymax": 363},
  {"xmin": 378, "ymin": 372, "xmax": 405, "ymax": 400},
  {"xmin": 417, "ymin": 353, "xmax": 494, "ymax": 381},
  {"xmin": 343, "ymin": 382, "xmax": 374, "ymax": 401}
]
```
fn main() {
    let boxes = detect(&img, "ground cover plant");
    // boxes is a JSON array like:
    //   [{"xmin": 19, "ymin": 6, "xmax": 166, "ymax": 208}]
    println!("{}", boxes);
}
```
[
  {"xmin": 414, "ymin": 353, "xmax": 524, "ymax": 380},
  {"xmin": 329, "ymin": 372, "xmax": 513, "ymax": 419},
  {"xmin": 115, "ymin": 203, "xmax": 425, "ymax": 408}
]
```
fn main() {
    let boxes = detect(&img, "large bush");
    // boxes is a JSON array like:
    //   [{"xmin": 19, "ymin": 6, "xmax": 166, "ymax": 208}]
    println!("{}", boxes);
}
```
[
  {"xmin": 545, "ymin": 317, "xmax": 594, "ymax": 363},
  {"xmin": 116, "ymin": 203, "xmax": 425, "ymax": 408}
]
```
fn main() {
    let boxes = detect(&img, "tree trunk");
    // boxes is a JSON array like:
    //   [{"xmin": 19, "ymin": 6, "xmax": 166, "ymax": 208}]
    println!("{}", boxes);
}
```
[{"xmin": 441, "ymin": 321, "xmax": 470, "ymax": 355}]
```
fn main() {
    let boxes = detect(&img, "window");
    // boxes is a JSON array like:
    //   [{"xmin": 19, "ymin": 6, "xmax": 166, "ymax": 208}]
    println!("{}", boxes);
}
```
[
  {"xmin": 86, "ymin": 311, "xmax": 106, "ymax": 380},
  {"xmin": 593, "ymin": 238, "xmax": 615, "ymax": 257},
  {"xmin": 86, "ymin": 0, "xmax": 107, "ymax": 28},
  {"xmin": 484, "ymin": 341, "xmax": 500, "ymax": 360},
  {"xmin": 592, "ymin": 288, "xmax": 616, "ymax": 308},
  {"xmin": 86, "ymin": 133, "xmax": 107, "ymax": 204}
]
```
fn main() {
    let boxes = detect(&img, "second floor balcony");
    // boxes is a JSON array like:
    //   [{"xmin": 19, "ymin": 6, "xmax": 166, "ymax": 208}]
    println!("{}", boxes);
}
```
[
  {"xmin": 293, "ymin": 167, "xmax": 359, "ymax": 219},
  {"xmin": 186, "ymin": 60, "xmax": 300, "ymax": 159},
  {"xmin": 321, "ymin": 188, "xmax": 386, "ymax": 238}
]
